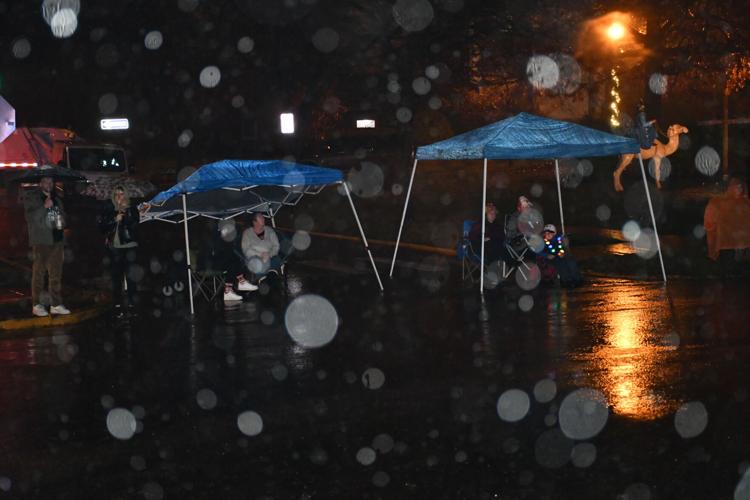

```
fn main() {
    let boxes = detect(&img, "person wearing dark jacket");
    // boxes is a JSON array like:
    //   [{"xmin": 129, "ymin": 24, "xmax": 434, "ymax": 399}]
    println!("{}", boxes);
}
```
[
  {"xmin": 24, "ymin": 176, "xmax": 70, "ymax": 317},
  {"xmin": 99, "ymin": 186, "xmax": 140, "ymax": 314},
  {"xmin": 537, "ymin": 224, "xmax": 583, "ymax": 288},
  {"xmin": 469, "ymin": 202, "xmax": 507, "ymax": 264}
]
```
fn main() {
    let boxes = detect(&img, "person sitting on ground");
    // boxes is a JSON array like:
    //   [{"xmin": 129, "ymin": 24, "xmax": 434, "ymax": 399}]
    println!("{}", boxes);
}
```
[
  {"xmin": 537, "ymin": 224, "xmax": 583, "ymax": 288},
  {"xmin": 205, "ymin": 220, "xmax": 258, "ymax": 302},
  {"xmin": 24, "ymin": 175, "xmax": 71, "ymax": 317},
  {"xmin": 241, "ymin": 212, "xmax": 281, "ymax": 283},
  {"xmin": 469, "ymin": 202, "xmax": 507, "ymax": 265}
]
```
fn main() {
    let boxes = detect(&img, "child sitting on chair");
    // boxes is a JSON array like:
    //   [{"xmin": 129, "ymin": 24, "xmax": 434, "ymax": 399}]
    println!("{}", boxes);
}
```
[{"xmin": 537, "ymin": 224, "xmax": 583, "ymax": 288}]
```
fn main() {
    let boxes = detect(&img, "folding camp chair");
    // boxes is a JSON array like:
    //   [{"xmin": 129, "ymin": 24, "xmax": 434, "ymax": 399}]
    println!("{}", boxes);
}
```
[
  {"xmin": 190, "ymin": 248, "xmax": 227, "ymax": 303},
  {"xmin": 458, "ymin": 220, "xmax": 482, "ymax": 282},
  {"xmin": 501, "ymin": 215, "xmax": 532, "ymax": 281},
  {"xmin": 192, "ymin": 269, "xmax": 226, "ymax": 302}
]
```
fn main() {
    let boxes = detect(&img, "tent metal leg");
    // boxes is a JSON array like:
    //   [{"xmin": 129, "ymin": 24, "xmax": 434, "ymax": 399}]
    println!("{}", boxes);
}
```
[
  {"xmin": 389, "ymin": 158, "xmax": 419, "ymax": 278},
  {"xmin": 637, "ymin": 154, "xmax": 667, "ymax": 282},
  {"xmin": 343, "ymin": 182, "xmax": 384, "ymax": 291},
  {"xmin": 480, "ymin": 158, "xmax": 488, "ymax": 293},
  {"xmin": 554, "ymin": 159, "xmax": 566, "ymax": 236},
  {"xmin": 182, "ymin": 194, "xmax": 195, "ymax": 314}
]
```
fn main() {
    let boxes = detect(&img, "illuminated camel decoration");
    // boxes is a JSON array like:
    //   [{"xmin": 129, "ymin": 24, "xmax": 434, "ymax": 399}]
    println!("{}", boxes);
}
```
[{"xmin": 613, "ymin": 124, "xmax": 689, "ymax": 192}]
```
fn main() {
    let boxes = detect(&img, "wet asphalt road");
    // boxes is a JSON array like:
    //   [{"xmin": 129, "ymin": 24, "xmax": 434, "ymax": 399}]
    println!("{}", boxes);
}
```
[{"xmin": 1, "ymin": 259, "xmax": 749, "ymax": 500}]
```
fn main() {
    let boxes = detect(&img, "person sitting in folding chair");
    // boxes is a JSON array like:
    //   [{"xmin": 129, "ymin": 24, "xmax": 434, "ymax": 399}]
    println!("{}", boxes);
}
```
[
  {"xmin": 241, "ymin": 212, "xmax": 282, "ymax": 284},
  {"xmin": 505, "ymin": 195, "xmax": 535, "ymax": 255},
  {"xmin": 204, "ymin": 220, "xmax": 258, "ymax": 303},
  {"xmin": 469, "ymin": 202, "xmax": 507, "ymax": 265},
  {"xmin": 537, "ymin": 224, "xmax": 583, "ymax": 288}
]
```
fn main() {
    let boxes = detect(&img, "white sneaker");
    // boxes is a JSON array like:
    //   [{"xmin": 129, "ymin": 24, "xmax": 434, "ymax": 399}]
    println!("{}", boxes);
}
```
[
  {"xmin": 50, "ymin": 305, "xmax": 71, "ymax": 315},
  {"xmin": 32, "ymin": 304, "xmax": 49, "ymax": 317},
  {"xmin": 236, "ymin": 279, "xmax": 258, "ymax": 292},
  {"xmin": 223, "ymin": 290, "xmax": 243, "ymax": 302}
]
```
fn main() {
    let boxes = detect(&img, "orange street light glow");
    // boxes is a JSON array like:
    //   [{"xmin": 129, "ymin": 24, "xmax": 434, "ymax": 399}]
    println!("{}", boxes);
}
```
[{"xmin": 607, "ymin": 22, "xmax": 625, "ymax": 40}]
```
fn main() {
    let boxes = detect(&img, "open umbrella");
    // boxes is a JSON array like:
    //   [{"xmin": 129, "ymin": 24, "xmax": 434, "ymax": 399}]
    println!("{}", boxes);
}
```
[
  {"xmin": 11, "ymin": 164, "xmax": 88, "ymax": 183},
  {"xmin": 81, "ymin": 174, "xmax": 156, "ymax": 200},
  {"xmin": 0, "ymin": 95, "xmax": 15, "ymax": 143}
]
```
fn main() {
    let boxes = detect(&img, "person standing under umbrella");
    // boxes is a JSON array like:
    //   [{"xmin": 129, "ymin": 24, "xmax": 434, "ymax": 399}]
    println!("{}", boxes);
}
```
[
  {"xmin": 23, "ymin": 175, "xmax": 70, "ymax": 316},
  {"xmin": 99, "ymin": 186, "xmax": 140, "ymax": 316}
]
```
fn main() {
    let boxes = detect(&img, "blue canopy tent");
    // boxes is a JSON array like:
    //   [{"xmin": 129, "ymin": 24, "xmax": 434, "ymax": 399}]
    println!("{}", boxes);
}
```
[
  {"xmin": 389, "ymin": 113, "xmax": 666, "ymax": 291},
  {"xmin": 142, "ymin": 160, "xmax": 383, "ymax": 313}
]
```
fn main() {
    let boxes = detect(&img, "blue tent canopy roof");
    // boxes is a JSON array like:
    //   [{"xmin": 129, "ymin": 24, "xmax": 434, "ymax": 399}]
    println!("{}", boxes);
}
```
[
  {"xmin": 142, "ymin": 159, "xmax": 344, "ymax": 222},
  {"xmin": 415, "ymin": 112, "xmax": 640, "ymax": 160},
  {"xmin": 148, "ymin": 159, "xmax": 343, "ymax": 205}
]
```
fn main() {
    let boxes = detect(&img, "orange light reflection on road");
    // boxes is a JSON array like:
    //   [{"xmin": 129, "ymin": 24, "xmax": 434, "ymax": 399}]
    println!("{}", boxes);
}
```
[{"xmin": 586, "ymin": 286, "xmax": 679, "ymax": 420}]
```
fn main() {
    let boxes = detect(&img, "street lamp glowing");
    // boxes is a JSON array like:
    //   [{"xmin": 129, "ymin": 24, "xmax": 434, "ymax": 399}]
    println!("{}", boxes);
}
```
[{"xmin": 607, "ymin": 22, "xmax": 625, "ymax": 41}]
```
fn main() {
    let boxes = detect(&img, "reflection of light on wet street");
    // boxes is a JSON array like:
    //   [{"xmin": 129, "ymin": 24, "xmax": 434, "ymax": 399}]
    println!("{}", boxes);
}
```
[
  {"xmin": 574, "ymin": 281, "xmax": 680, "ymax": 420},
  {"xmin": 607, "ymin": 242, "xmax": 637, "ymax": 255}
]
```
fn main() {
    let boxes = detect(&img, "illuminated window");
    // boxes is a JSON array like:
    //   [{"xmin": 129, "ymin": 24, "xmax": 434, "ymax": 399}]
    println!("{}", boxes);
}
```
[
  {"xmin": 100, "ymin": 118, "xmax": 129, "ymax": 130},
  {"xmin": 356, "ymin": 119, "xmax": 376, "ymax": 129},
  {"xmin": 280, "ymin": 113, "xmax": 295, "ymax": 134}
]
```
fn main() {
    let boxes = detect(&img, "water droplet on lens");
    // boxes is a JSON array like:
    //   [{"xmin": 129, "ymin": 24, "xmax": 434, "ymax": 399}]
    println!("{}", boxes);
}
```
[
  {"xmin": 496, "ymin": 389, "xmax": 531, "ymax": 422},
  {"xmin": 356, "ymin": 447, "xmax": 377, "ymax": 465},
  {"xmin": 558, "ymin": 388, "xmax": 609, "ymax": 440},
  {"xmin": 674, "ymin": 401, "xmax": 708, "ymax": 438},
  {"xmin": 106, "ymin": 408, "xmax": 137, "ymax": 440},
  {"xmin": 196, "ymin": 388, "xmax": 218, "ymax": 410},
  {"xmin": 237, "ymin": 411, "xmax": 263, "ymax": 436}
]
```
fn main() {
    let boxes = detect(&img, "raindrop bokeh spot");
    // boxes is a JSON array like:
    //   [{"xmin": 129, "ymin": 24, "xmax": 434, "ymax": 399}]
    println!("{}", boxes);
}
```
[
  {"xmin": 558, "ymin": 388, "xmax": 609, "ymax": 440},
  {"xmin": 106, "ymin": 408, "xmax": 137, "ymax": 440},
  {"xmin": 526, "ymin": 55, "xmax": 559, "ymax": 90},
  {"xmin": 571, "ymin": 442, "xmax": 597, "ymax": 468},
  {"xmin": 674, "ymin": 401, "xmax": 708, "ymax": 439},
  {"xmin": 649, "ymin": 73, "xmax": 668, "ymax": 95},
  {"xmin": 312, "ymin": 27, "xmax": 339, "ymax": 53},
  {"xmin": 496, "ymin": 389, "xmax": 531, "ymax": 422},
  {"xmin": 237, "ymin": 36, "xmax": 255, "ymax": 53},
  {"xmin": 412, "ymin": 76, "xmax": 431, "ymax": 95},
  {"xmin": 356, "ymin": 447, "xmax": 377, "ymax": 466},
  {"xmin": 50, "ymin": 8, "xmax": 78, "ymax": 38},
  {"xmin": 695, "ymin": 146, "xmax": 720, "ymax": 176},
  {"xmin": 362, "ymin": 367, "xmax": 386, "ymax": 390},
  {"xmin": 534, "ymin": 379, "xmax": 557, "ymax": 403},
  {"xmin": 284, "ymin": 294, "xmax": 339, "ymax": 348},
  {"xmin": 144, "ymin": 31, "xmax": 163, "ymax": 50},
  {"xmin": 515, "ymin": 263, "xmax": 541, "ymax": 291},
  {"xmin": 237, "ymin": 411, "xmax": 263, "ymax": 436},
  {"xmin": 196, "ymin": 388, "xmax": 218, "ymax": 410},
  {"xmin": 199, "ymin": 66, "xmax": 221, "ymax": 88},
  {"xmin": 12, "ymin": 38, "xmax": 31, "ymax": 59},
  {"xmin": 392, "ymin": 0, "xmax": 434, "ymax": 32}
]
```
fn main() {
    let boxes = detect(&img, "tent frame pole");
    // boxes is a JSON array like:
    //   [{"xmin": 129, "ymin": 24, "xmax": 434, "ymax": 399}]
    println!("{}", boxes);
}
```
[
  {"xmin": 637, "ymin": 154, "xmax": 667, "ymax": 282},
  {"xmin": 182, "ymin": 194, "xmax": 195, "ymax": 315},
  {"xmin": 554, "ymin": 159, "xmax": 566, "ymax": 236},
  {"xmin": 342, "ymin": 181, "xmax": 384, "ymax": 291},
  {"xmin": 389, "ymin": 157, "xmax": 419, "ymax": 277},
  {"xmin": 479, "ymin": 158, "xmax": 488, "ymax": 293}
]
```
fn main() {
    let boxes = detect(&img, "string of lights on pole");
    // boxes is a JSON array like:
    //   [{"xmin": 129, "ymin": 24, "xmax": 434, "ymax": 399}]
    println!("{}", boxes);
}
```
[{"xmin": 606, "ymin": 21, "xmax": 625, "ymax": 130}]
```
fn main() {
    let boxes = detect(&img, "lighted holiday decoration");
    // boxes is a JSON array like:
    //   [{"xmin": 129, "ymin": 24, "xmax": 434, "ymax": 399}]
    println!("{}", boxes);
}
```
[
  {"xmin": 609, "ymin": 68, "xmax": 621, "ymax": 129},
  {"xmin": 544, "ymin": 235, "xmax": 566, "ymax": 257}
]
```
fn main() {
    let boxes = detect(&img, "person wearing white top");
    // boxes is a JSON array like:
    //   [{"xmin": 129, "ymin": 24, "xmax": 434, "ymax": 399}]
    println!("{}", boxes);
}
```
[{"xmin": 241, "ymin": 212, "xmax": 281, "ymax": 280}]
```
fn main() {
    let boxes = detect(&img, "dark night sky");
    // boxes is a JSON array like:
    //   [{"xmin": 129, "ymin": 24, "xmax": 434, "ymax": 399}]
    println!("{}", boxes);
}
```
[{"xmin": 2, "ymin": 0, "xmax": 750, "ymax": 163}]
